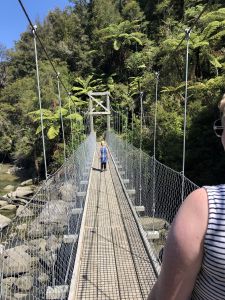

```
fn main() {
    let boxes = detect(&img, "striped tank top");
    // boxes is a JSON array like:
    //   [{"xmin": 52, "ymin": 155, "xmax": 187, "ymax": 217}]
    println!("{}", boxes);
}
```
[{"xmin": 192, "ymin": 184, "xmax": 225, "ymax": 300}]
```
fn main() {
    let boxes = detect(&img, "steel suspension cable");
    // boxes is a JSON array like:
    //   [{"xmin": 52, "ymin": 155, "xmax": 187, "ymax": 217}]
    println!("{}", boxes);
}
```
[
  {"xmin": 181, "ymin": 29, "xmax": 191, "ymax": 202},
  {"xmin": 57, "ymin": 73, "xmax": 67, "ymax": 164},
  {"xmin": 131, "ymin": 105, "xmax": 134, "ymax": 189},
  {"xmin": 139, "ymin": 92, "xmax": 144, "ymax": 206},
  {"xmin": 33, "ymin": 27, "xmax": 48, "ymax": 181},
  {"xmin": 125, "ymin": 108, "xmax": 128, "ymax": 178},
  {"xmin": 118, "ymin": 108, "xmax": 120, "ymax": 135},
  {"xmin": 153, "ymin": 73, "xmax": 159, "ymax": 162},
  {"xmin": 18, "ymin": 0, "xmax": 71, "ymax": 96},
  {"xmin": 153, "ymin": 72, "xmax": 159, "ymax": 231},
  {"xmin": 68, "ymin": 92, "xmax": 74, "ymax": 151}
]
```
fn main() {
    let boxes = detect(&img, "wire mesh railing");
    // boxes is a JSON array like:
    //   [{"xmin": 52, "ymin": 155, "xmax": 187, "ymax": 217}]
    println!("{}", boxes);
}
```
[
  {"xmin": 106, "ymin": 131, "xmax": 198, "ymax": 263},
  {"xmin": 0, "ymin": 133, "xmax": 96, "ymax": 300}
]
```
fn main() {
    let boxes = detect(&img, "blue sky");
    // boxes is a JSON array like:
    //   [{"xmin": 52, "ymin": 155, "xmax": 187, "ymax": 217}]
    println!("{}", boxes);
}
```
[{"xmin": 0, "ymin": 0, "xmax": 70, "ymax": 49}]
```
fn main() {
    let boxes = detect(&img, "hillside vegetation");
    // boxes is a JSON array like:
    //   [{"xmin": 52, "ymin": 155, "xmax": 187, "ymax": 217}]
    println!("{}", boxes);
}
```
[{"xmin": 0, "ymin": 0, "xmax": 225, "ymax": 185}]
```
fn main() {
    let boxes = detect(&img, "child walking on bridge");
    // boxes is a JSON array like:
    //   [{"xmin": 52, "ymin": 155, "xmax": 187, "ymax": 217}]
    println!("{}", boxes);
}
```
[{"xmin": 100, "ymin": 141, "xmax": 108, "ymax": 172}]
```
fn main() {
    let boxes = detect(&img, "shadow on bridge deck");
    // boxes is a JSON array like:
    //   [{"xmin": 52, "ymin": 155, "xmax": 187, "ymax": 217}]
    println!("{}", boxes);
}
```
[{"xmin": 69, "ymin": 148, "xmax": 157, "ymax": 300}]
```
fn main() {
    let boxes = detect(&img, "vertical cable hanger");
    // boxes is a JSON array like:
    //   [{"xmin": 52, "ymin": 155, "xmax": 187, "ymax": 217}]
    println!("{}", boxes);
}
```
[
  {"xmin": 181, "ymin": 29, "xmax": 191, "ymax": 202},
  {"xmin": 57, "ymin": 73, "xmax": 67, "ymax": 164},
  {"xmin": 153, "ymin": 72, "xmax": 159, "ymax": 161},
  {"xmin": 152, "ymin": 71, "xmax": 159, "ymax": 231},
  {"xmin": 139, "ymin": 90, "xmax": 144, "ymax": 206},
  {"xmin": 68, "ymin": 92, "xmax": 74, "ymax": 152},
  {"xmin": 125, "ymin": 107, "xmax": 128, "ymax": 179},
  {"xmin": 116, "ymin": 110, "xmax": 119, "ymax": 158},
  {"xmin": 131, "ymin": 104, "xmax": 134, "ymax": 189},
  {"xmin": 33, "ymin": 25, "xmax": 48, "ymax": 181}
]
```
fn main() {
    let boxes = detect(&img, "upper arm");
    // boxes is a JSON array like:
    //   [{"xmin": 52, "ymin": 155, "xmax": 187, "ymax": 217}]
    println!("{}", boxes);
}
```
[{"xmin": 149, "ymin": 187, "xmax": 208, "ymax": 300}]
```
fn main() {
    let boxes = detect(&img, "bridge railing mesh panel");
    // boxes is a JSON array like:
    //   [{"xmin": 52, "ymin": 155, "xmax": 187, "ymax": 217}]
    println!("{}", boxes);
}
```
[
  {"xmin": 106, "ymin": 132, "xmax": 198, "ymax": 263},
  {"xmin": 0, "ymin": 133, "xmax": 96, "ymax": 300}
]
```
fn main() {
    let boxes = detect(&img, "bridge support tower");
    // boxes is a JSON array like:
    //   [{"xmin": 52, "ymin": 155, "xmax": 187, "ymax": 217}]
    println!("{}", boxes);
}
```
[{"xmin": 88, "ymin": 91, "xmax": 111, "ymax": 133}]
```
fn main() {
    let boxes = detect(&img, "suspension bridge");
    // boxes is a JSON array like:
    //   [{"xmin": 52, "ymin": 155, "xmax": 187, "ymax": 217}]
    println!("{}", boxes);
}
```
[
  {"xmin": 0, "ymin": 126, "xmax": 198, "ymax": 299},
  {"xmin": 0, "ymin": 1, "xmax": 207, "ymax": 299}
]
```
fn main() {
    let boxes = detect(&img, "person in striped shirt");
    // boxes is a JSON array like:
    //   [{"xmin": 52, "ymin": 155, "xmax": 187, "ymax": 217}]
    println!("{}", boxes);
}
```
[{"xmin": 148, "ymin": 94, "xmax": 225, "ymax": 300}]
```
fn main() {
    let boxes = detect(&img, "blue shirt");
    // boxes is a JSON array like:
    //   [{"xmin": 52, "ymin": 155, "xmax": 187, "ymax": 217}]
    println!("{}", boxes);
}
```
[{"xmin": 100, "ymin": 146, "xmax": 108, "ymax": 163}]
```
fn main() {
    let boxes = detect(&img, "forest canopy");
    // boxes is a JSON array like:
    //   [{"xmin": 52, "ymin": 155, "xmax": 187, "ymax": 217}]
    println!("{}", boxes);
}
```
[{"xmin": 0, "ymin": 0, "xmax": 225, "ymax": 186}]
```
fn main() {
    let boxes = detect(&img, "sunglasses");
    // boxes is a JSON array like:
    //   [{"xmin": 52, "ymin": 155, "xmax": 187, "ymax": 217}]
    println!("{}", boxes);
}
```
[{"xmin": 213, "ymin": 119, "xmax": 224, "ymax": 137}]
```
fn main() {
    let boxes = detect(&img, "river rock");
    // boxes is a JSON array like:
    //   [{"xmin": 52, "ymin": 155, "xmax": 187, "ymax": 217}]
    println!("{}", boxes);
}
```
[
  {"xmin": 28, "ymin": 222, "xmax": 65, "ymax": 239},
  {"xmin": 25, "ymin": 199, "xmax": 69, "ymax": 240},
  {"xmin": 16, "ymin": 223, "xmax": 28, "ymax": 231},
  {"xmin": 9, "ymin": 186, "xmax": 34, "ymax": 198},
  {"xmin": 59, "ymin": 181, "xmax": 75, "ymax": 201},
  {"xmin": 28, "ymin": 238, "xmax": 47, "ymax": 252},
  {"xmin": 1, "ymin": 277, "xmax": 17, "ymax": 298},
  {"xmin": 20, "ymin": 179, "xmax": 33, "ymax": 186},
  {"xmin": 0, "ymin": 204, "xmax": 17, "ymax": 212},
  {"xmin": 16, "ymin": 205, "xmax": 34, "ymax": 217},
  {"xmin": 38, "ymin": 273, "xmax": 49, "ymax": 284},
  {"xmin": 46, "ymin": 235, "xmax": 62, "ymax": 252},
  {"xmin": 39, "ymin": 250, "xmax": 57, "ymax": 268},
  {"xmin": 14, "ymin": 293, "xmax": 29, "ymax": 299},
  {"xmin": 14, "ymin": 275, "xmax": 33, "ymax": 292},
  {"xmin": 2, "ymin": 245, "xmax": 39, "ymax": 276},
  {"xmin": 0, "ymin": 214, "xmax": 11, "ymax": 230},
  {"xmin": 0, "ymin": 204, "xmax": 17, "ymax": 219},
  {"xmin": 3, "ymin": 185, "xmax": 15, "ymax": 191},
  {"xmin": 0, "ymin": 200, "xmax": 9, "ymax": 207}
]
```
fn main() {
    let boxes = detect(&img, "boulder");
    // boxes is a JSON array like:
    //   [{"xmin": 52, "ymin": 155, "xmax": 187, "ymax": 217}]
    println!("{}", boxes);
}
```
[
  {"xmin": 14, "ymin": 293, "xmax": 29, "ymax": 299},
  {"xmin": 1, "ymin": 277, "xmax": 17, "ymax": 298},
  {"xmin": 16, "ymin": 205, "xmax": 34, "ymax": 218},
  {"xmin": 28, "ymin": 238, "xmax": 47, "ymax": 252},
  {"xmin": 39, "ymin": 200, "xmax": 69, "ymax": 224},
  {"xmin": 1, "ymin": 245, "xmax": 39, "ymax": 276},
  {"xmin": 3, "ymin": 185, "xmax": 15, "ymax": 191},
  {"xmin": 9, "ymin": 186, "xmax": 34, "ymax": 198},
  {"xmin": 27, "ymin": 201, "xmax": 69, "ymax": 236},
  {"xmin": 39, "ymin": 250, "xmax": 57, "ymax": 268},
  {"xmin": 16, "ymin": 223, "xmax": 28, "ymax": 232},
  {"xmin": 0, "ymin": 204, "xmax": 17, "ymax": 219},
  {"xmin": 59, "ymin": 181, "xmax": 75, "ymax": 201},
  {"xmin": 46, "ymin": 235, "xmax": 62, "ymax": 252},
  {"xmin": 0, "ymin": 200, "xmax": 9, "ymax": 208},
  {"xmin": 0, "ymin": 214, "xmax": 11, "ymax": 230},
  {"xmin": 0, "ymin": 204, "xmax": 17, "ymax": 212},
  {"xmin": 20, "ymin": 179, "xmax": 33, "ymax": 186},
  {"xmin": 38, "ymin": 273, "xmax": 49, "ymax": 284},
  {"xmin": 28, "ymin": 222, "xmax": 65, "ymax": 239},
  {"xmin": 14, "ymin": 275, "xmax": 33, "ymax": 292}
]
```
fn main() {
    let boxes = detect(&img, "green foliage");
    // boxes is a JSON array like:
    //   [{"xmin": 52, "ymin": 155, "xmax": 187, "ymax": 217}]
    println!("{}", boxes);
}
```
[
  {"xmin": 1, "ymin": 0, "xmax": 225, "ymax": 185},
  {"xmin": 47, "ymin": 125, "xmax": 60, "ymax": 140},
  {"xmin": 72, "ymin": 75, "xmax": 105, "ymax": 97},
  {"xmin": 90, "ymin": 0, "xmax": 121, "ymax": 31},
  {"xmin": 97, "ymin": 20, "xmax": 147, "ymax": 50}
]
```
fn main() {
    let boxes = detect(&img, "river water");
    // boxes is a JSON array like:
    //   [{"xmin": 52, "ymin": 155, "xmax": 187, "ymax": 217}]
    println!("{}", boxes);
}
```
[{"xmin": 0, "ymin": 164, "xmax": 21, "ymax": 196}]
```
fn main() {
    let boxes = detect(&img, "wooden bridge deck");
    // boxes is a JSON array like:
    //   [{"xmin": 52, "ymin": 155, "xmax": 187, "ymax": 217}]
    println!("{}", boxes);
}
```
[{"xmin": 70, "ymin": 150, "xmax": 157, "ymax": 299}]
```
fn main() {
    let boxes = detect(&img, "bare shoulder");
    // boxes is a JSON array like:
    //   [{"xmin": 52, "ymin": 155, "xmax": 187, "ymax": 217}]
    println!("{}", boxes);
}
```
[
  {"xmin": 182, "ymin": 187, "xmax": 208, "ymax": 209},
  {"xmin": 172, "ymin": 187, "xmax": 208, "ymax": 240},
  {"xmin": 174, "ymin": 187, "xmax": 208, "ymax": 230}
]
